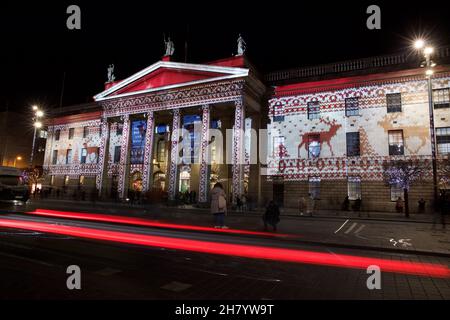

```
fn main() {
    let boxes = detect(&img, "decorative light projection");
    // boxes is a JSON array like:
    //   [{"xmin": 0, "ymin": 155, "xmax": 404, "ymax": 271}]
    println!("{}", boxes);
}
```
[{"xmin": 130, "ymin": 120, "xmax": 147, "ymax": 164}]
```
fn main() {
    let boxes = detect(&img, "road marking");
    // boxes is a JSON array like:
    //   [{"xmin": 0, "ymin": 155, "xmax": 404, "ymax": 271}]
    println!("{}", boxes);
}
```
[
  {"xmin": 354, "ymin": 224, "xmax": 366, "ymax": 234},
  {"xmin": 334, "ymin": 219, "xmax": 349, "ymax": 234},
  {"xmin": 344, "ymin": 222, "xmax": 358, "ymax": 234}
]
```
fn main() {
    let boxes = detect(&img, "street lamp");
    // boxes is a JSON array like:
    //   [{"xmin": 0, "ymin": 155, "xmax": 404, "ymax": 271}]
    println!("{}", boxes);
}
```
[
  {"xmin": 414, "ymin": 39, "xmax": 439, "ymax": 204},
  {"xmin": 14, "ymin": 156, "xmax": 22, "ymax": 167},
  {"xmin": 29, "ymin": 105, "xmax": 44, "ymax": 168}
]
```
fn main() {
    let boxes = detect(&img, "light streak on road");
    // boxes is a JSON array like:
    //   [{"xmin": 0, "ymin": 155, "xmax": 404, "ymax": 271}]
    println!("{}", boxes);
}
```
[{"xmin": 0, "ymin": 217, "xmax": 448, "ymax": 279}]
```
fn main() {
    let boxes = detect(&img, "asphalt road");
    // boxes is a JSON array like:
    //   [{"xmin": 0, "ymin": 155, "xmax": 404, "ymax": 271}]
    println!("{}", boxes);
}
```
[{"xmin": 0, "ymin": 211, "xmax": 449, "ymax": 300}]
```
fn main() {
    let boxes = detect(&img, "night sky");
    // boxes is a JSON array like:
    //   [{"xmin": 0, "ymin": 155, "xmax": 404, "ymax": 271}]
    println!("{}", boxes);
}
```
[{"xmin": 1, "ymin": 1, "xmax": 449, "ymax": 112}]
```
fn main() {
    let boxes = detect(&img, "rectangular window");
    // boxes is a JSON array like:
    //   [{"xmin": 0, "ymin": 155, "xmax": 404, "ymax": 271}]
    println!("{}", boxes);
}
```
[
  {"xmin": 114, "ymin": 146, "xmax": 121, "ymax": 164},
  {"xmin": 50, "ymin": 175, "xmax": 55, "ymax": 186},
  {"xmin": 308, "ymin": 177, "xmax": 320, "ymax": 199},
  {"xmin": 80, "ymin": 148, "xmax": 87, "ymax": 164},
  {"xmin": 64, "ymin": 175, "xmax": 70, "ymax": 186},
  {"xmin": 52, "ymin": 150, "xmax": 58, "ymax": 165},
  {"xmin": 345, "ymin": 97, "xmax": 359, "ymax": 116},
  {"xmin": 433, "ymin": 88, "xmax": 450, "ymax": 109},
  {"xmin": 55, "ymin": 129, "xmax": 60, "ymax": 141},
  {"xmin": 391, "ymin": 184, "xmax": 404, "ymax": 201},
  {"xmin": 39, "ymin": 130, "xmax": 48, "ymax": 139},
  {"xmin": 388, "ymin": 130, "xmax": 404, "ymax": 155},
  {"xmin": 436, "ymin": 127, "xmax": 450, "ymax": 155},
  {"xmin": 79, "ymin": 175, "xmax": 85, "ymax": 186},
  {"xmin": 346, "ymin": 132, "xmax": 360, "ymax": 156},
  {"xmin": 116, "ymin": 123, "xmax": 123, "ymax": 136},
  {"xmin": 68, "ymin": 128, "xmax": 75, "ymax": 139},
  {"xmin": 386, "ymin": 93, "xmax": 402, "ymax": 113},
  {"xmin": 83, "ymin": 126, "xmax": 89, "ymax": 138},
  {"xmin": 307, "ymin": 101, "xmax": 320, "ymax": 120},
  {"xmin": 348, "ymin": 177, "xmax": 361, "ymax": 200},
  {"xmin": 273, "ymin": 115, "xmax": 285, "ymax": 122},
  {"xmin": 66, "ymin": 149, "xmax": 73, "ymax": 164},
  {"xmin": 308, "ymin": 134, "xmax": 321, "ymax": 158}
]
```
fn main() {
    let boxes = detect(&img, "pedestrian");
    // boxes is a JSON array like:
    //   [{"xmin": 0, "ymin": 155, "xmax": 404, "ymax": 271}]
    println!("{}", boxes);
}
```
[
  {"xmin": 395, "ymin": 197, "xmax": 403, "ymax": 214},
  {"xmin": 242, "ymin": 194, "xmax": 247, "ymax": 212},
  {"xmin": 299, "ymin": 196, "xmax": 306, "ymax": 216},
  {"xmin": 342, "ymin": 196, "xmax": 350, "ymax": 211},
  {"xmin": 418, "ymin": 198, "xmax": 426, "ymax": 213},
  {"xmin": 263, "ymin": 200, "xmax": 280, "ymax": 232},
  {"xmin": 307, "ymin": 193, "xmax": 315, "ymax": 217},
  {"xmin": 433, "ymin": 191, "xmax": 447, "ymax": 230},
  {"xmin": 210, "ymin": 183, "xmax": 228, "ymax": 229},
  {"xmin": 236, "ymin": 195, "xmax": 243, "ymax": 212}
]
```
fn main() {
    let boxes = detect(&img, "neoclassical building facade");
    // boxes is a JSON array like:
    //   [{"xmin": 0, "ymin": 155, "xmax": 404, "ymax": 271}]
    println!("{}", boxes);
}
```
[
  {"xmin": 43, "ymin": 55, "xmax": 266, "ymax": 205},
  {"xmin": 43, "ymin": 49, "xmax": 450, "ymax": 212}
]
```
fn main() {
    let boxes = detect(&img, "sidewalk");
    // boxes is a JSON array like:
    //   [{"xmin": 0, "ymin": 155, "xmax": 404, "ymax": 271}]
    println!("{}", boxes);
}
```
[
  {"xmin": 23, "ymin": 197, "xmax": 436, "ymax": 223},
  {"xmin": 16, "ymin": 198, "xmax": 449, "ymax": 258}
]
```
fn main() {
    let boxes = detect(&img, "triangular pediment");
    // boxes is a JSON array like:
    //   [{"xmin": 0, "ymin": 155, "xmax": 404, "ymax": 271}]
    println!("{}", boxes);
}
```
[{"xmin": 94, "ymin": 61, "xmax": 249, "ymax": 101}]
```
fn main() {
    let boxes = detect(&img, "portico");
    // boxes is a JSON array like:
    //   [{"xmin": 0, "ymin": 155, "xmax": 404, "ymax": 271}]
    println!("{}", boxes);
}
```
[{"xmin": 93, "ymin": 57, "xmax": 266, "ymax": 205}]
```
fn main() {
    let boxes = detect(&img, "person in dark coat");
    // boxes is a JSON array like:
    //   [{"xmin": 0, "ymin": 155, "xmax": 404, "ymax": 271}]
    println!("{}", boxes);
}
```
[
  {"xmin": 342, "ymin": 196, "xmax": 350, "ymax": 211},
  {"xmin": 263, "ymin": 200, "xmax": 280, "ymax": 232}
]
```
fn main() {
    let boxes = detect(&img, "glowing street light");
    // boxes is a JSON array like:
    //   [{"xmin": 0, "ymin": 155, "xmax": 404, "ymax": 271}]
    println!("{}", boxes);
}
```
[
  {"xmin": 34, "ymin": 121, "xmax": 43, "ymax": 128},
  {"xmin": 424, "ymin": 46, "xmax": 434, "ymax": 56},
  {"xmin": 414, "ymin": 39, "xmax": 425, "ymax": 50},
  {"xmin": 14, "ymin": 156, "xmax": 22, "ymax": 167},
  {"xmin": 35, "ymin": 110, "xmax": 44, "ymax": 118}
]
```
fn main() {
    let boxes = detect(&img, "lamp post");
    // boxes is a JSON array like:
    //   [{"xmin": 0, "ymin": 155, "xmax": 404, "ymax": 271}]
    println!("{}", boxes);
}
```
[
  {"xmin": 414, "ymin": 40, "xmax": 439, "ymax": 204},
  {"xmin": 13, "ymin": 156, "xmax": 22, "ymax": 167},
  {"xmin": 29, "ymin": 105, "xmax": 44, "ymax": 168}
]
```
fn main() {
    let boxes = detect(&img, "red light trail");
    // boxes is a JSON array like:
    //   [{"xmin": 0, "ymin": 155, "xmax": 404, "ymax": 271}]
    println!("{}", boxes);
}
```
[
  {"xmin": 28, "ymin": 208, "xmax": 294, "ymax": 238},
  {"xmin": 0, "ymin": 217, "xmax": 448, "ymax": 278}
]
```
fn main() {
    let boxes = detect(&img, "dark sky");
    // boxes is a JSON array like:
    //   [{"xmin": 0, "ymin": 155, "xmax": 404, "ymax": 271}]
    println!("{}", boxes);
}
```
[{"xmin": 1, "ymin": 0, "xmax": 449, "ymax": 112}]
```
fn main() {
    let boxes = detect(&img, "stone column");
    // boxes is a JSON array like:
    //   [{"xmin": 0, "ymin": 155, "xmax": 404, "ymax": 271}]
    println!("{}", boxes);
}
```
[
  {"xmin": 198, "ymin": 104, "xmax": 210, "ymax": 203},
  {"xmin": 232, "ymin": 98, "xmax": 245, "ymax": 204},
  {"xmin": 96, "ymin": 117, "xmax": 110, "ymax": 195},
  {"xmin": 118, "ymin": 114, "xmax": 131, "ymax": 199},
  {"xmin": 142, "ymin": 111, "xmax": 155, "ymax": 192},
  {"xmin": 168, "ymin": 109, "xmax": 181, "ymax": 201}
]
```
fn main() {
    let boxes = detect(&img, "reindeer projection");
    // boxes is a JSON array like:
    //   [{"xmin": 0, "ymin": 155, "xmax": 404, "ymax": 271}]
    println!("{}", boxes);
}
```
[
  {"xmin": 298, "ymin": 117, "xmax": 342, "ymax": 157},
  {"xmin": 377, "ymin": 113, "xmax": 429, "ymax": 154}
]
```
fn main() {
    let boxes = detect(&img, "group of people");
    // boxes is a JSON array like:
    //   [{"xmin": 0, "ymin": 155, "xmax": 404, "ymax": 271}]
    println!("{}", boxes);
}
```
[{"xmin": 210, "ymin": 183, "xmax": 280, "ymax": 231}]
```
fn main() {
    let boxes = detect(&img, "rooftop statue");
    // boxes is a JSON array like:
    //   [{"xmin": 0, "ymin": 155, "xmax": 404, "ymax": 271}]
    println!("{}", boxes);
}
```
[
  {"xmin": 237, "ymin": 34, "xmax": 246, "ymax": 56},
  {"xmin": 107, "ymin": 64, "xmax": 115, "ymax": 82},
  {"xmin": 164, "ymin": 36, "xmax": 175, "ymax": 56}
]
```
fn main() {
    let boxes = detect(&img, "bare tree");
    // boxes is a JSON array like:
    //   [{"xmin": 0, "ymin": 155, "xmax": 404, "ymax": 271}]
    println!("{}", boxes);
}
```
[{"xmin": 383, "ymin": 159, "xmax": 430, "ymax": 217}]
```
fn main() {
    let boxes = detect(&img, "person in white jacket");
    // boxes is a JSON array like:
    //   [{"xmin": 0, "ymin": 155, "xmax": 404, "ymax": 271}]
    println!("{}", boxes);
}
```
[{"xmin": 210, "ymin": 183, "xmax": 228, "ymax": 229}]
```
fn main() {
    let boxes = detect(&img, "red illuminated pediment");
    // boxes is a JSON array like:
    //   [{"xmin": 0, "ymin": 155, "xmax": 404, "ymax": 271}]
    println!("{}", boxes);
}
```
[
  {"xmin": 112, "ymin": 68, "xmax": 227, "ymax": 96},
  {"xmin": 94, "ymin": 60, "xmax": 249, "ymax": 101}
]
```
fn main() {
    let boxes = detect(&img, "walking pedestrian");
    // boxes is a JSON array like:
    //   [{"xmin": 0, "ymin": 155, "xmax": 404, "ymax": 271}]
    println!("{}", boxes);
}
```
[
  {"xmin": 433, "ymin": 191, "xmax": 447, "ymax": 230},
  {"xmin": 263, "ymin": 200, "xmax": 280, "ymax": 231},
  {"xmin": 395, "ymin": 197, "xmax": 403, "ymax": 214},
  {"xmin": 236, "ymin": 196, "xmax": 243, "ymax": 212},
  {"xmin": 210, "ymin": 183, "xmax": 228, "ymax": 229},
  {"xmin": 418, "ymin": 198, "xmax": 426, "ymax": 213},
  {"xmin": 299, "ymin": 196, "xmax": 306, "ymax": 216},
  {"xmin": 307, "ymin": 193, "xmax": 315, "ymax": 217}
]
